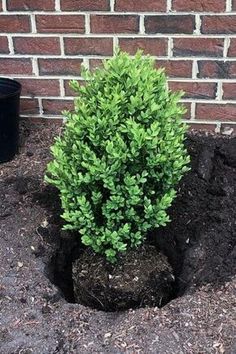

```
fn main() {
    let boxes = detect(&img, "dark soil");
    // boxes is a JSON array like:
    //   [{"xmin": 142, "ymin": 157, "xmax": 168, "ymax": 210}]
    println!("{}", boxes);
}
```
[
  {"xmin": 0, "ymin": 120, "xmax": 235, "ymax": 353},
  {"xmin": 72, "ymin": 246, "xmax": 174, "ymax": 311}
]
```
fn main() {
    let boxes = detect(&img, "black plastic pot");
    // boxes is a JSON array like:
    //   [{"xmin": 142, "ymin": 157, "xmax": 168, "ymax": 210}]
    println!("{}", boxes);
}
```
[{"xmin": 0, "ymin": 78, "xmax": 21, "ymax": 163}]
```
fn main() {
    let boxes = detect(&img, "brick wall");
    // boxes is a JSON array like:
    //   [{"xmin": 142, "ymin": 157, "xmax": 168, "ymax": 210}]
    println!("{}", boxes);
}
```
[{"xmin": 0, "ymin": 0, "xmax": 236, "ymax": 133}]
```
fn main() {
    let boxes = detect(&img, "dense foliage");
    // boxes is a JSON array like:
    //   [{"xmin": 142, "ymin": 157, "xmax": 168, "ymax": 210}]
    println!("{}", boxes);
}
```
[{"xmin": 46, "ymin": 51, "xmax": 190, "ymax": 262}]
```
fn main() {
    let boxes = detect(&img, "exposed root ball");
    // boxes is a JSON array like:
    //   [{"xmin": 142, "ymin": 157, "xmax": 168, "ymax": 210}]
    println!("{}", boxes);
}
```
[{"xmin": 72, "ymin": 245, "xmax": 175, "ymax": 311}]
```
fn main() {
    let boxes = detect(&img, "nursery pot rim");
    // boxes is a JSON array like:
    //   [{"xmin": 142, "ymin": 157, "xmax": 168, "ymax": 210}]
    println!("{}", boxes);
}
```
[{"xmin": 0, "ymin": 77, "xmax": 21, "ymax": 99}]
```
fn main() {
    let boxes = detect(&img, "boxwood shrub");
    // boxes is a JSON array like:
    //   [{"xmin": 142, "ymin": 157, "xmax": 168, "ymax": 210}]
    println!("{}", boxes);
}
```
[{"xmin": 46, "ymin": 51, "xmax": 190, "ymax": 262}]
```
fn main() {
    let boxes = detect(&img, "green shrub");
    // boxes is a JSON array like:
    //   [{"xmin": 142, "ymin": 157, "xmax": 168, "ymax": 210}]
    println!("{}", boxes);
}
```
[{"xmin": 46, "ymin": 50, "xmax": 190, "ymax": 262}]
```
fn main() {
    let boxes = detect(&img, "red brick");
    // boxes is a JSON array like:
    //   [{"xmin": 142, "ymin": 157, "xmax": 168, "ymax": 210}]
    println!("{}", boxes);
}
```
[
  {"xmin": 64, "ymin": 80, "xmax": 74, "ymax": 97},
  {"xmin": 172, "ymin": 0, "xmax": 226, "ymax": 12},
  {"xmin": 202, "ymin": 16, "xmax": 236, "ymax": 34},
  {"xmin": 64, "ymin": 38, "xmax": 113, "ymax": 56},
  {"xmin": 198, "ymin": 61, "xmax": 236, "ymax": 79},
  {"xmin": 182, "ymin": 102, "xmax": 191, "ymax": 119},
  {"xmin": 64, "ymin": 80, "xmax": 86, "ymax": 96},
  {"xmin": 38, "ymin": 59, "xmax": 82, "ymax": 76},
  {"xmin": 228, "ymin": 39, "xmax": 236, "ymax": 57},
  {"xmin": 155, "ymin": 60, "xmax": 192, "ymax": 78},
  {"xmin": 115, "ymin": 0, "xmax": 166, "ymax": 12},
  {"xmin": 196, "ymin": 104, "xmax": 236, "ymax": 121},
  {"xmin": 223, "ymin": 83, "xmax": 236, "ymax": 100},
  {"xmin": 119, "ymin": 38, "xmax": 168, "ymax": 56},
  {"xmin": 233, "ymin": 0, "xmax": 236, "ymax": 10},
  {"xmin": 7, "ymin": 0, "xmax": 55, "ymax": 11},
  {"xmin": 173, "ymin": 38, "xmax": 224, "ymax": 57},
  {"xmin": 0, "ymin": 15, "xmax": 30, "ymax": 33},
  {"xmin": 90, "ymin": 15, "xmax": 139, "ymax": 34},
  {"xmin": 169, "ymin": 82, "xmax": 217, "ymax": 99},
  {"xmin": 0, "ymin": 58, "xmax": 32, "ymax": 75},
  {"xmin": 89, "ymin": 59, "xmax": 103, "ymax": 71},
  {"xmin": 145, "ymin": 15, "xmax": 195, "ymax": 34},
  {"xmin": 188, "ymin": 123, "xmax": 217, "ymax": 133},
  {"xmin": 19, "ymin": 79, "xmax": 60, "ymax": 97},
  {"xmin": 14, "ymin": 37, "xmax": 61, "ymax": 55},
  {"xmin": 61, "ymin": 0, "xmax": 110, "ymax": 11},
  {"xmin": 42, "ymin": 99, "xmax": 74, "ymax": 115},
  {"xmin": 0, "ymin": 1, "xmax": 2, "ymax": 11},
  {"xmin": 21, "ymin": 99, "xmax": 40, "ymax": 115},
  {"xmin": 36, "ymin": 15, "xmax": 85, "ymax": 34},
  {"xmin": 0, "ymin": 36, "xmax": 9, "ymax": 54},
  {"xmin": 64, "ymin": 80, "xmax": 76, "ymax": 97}
]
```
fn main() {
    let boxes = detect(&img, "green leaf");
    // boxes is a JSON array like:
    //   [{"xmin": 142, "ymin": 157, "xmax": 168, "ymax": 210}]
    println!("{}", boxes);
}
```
[{"xmin": 44, "ymin": 49, "xmax": 190, "ymax": 262}]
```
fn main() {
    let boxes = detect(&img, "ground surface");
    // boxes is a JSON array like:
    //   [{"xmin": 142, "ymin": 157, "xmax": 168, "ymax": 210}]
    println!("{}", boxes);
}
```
[{"xmin": 0, "ymin": 121, "xmax": 235, "ymax": 354}]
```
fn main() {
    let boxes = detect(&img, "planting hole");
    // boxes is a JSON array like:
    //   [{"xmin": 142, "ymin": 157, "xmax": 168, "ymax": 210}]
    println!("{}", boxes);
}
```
[{"xmin": 45, "ymin": 137, "xmax": 236, "ymax": 312}]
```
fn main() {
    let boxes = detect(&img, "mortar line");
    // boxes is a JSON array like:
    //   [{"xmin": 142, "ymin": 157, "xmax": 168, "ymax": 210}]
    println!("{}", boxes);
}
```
[
  {"xmin": 8, "ymin": 76, "xmax": 84, "ymax": 81},
  {"xmin": 2, "ymin": 33, "xmax": 236, "ymax": 39},
  {"xmin": 31, "ymin": 14, "xmax": 37, "ymax": 34},
  {"xmin": 32, "ymin": 58, "xmax": 39, "ymax": 76},
  {"xmin": 59, "ymin": 78, "xmax": 65, "ymax": 97},
  {"xmin": 167, "ymin": 0, "xmax": 172, "ymax": 12},
  {"xmin": 55, "ymin": 0, "xmax": 61, "ymax": 11},
  {"xmin": 194, "ymin": 15, "xmax": 202, "ymax": 35},
  {"xmin": 226, "ymin": 0, "xmax": 232, "ymax": 12},
  {"xmin": 17, "ymin": 95, "xmax": 236, "ymax": 104},
  {"xmin": 221, "ymin": 81, "xmax": 225, "ymax": 100},
  {"xmin": 7, "ymin": 35, "xmax": 14, "ymax": 55},
  {"xmin": 224, "ymin": 37, "xmax": 231, "ymax": 58},
  {"xmin": 2, "ymin": 74, "xmax": 236, "ymax": 84},
  {"xmin": 83, "ymin": 58, "xmax": 90, "ymax": 70},
  {"xmin": 216, "ymin": 81, "xmax": 223, "ymax": 100},
  {"xmin": 139, "ymin": 15, "xmax": 145, "ymax": 35},
  {"xmin": 21, "ymin": 114, "xmax": 64, "ymax": 120},
  {"xmin": 215, "ymin": 122, "xmax": 221, "ymax": 133},
  {"xmin": 38, "ymin": 98, "xmax": 44, "ymax": 115},
  {"xmin": 20, "ymin": 116, "xmax": 236, "ymax": 127},
  {"xmin": 4, "ymin": 10, "xmax": 236, "ymax": 15},
  {"xmin": 3, "ymin": 54, "xmax": 236, "ymax": 60},
  {"xmin": 21, "ymin": 95, "xmax": 79, "ymax": 100},
  {"xmin": 59, "ymin": 36, "xmax": 64, "ymax": 56},
  {"xmin": 184, "ymin": 119, "xmax": 236, "ymax": 124},
  {"xmin": 85, "ymin": 14, "xmax": 91, "ymax": 34},
  {"xmin": 113, "ymin": 37, "xmax": 119, "ymax": 53},
  {"xmin": 2, "ymin": 0, "xmax": 7, "ymax": 11},
  {"xmin": 180, "ymin": 99, "xmax": 236, "ymax": 104},
  {"xmin": 168, "ymin": 37, "xmax": 173, "ymax": 57},
  {"xmin": 192, "ymin": 61, "xmax": 199, "ymax": 79},
  {"xmin": 110, "ymin": 0, "xmax": 115, "ymax": 12},
  {"xmin": 190, "ymin": 102, "xmax": 196, "ymax": 120},
  {"xmin": 168, "ymin": 78, "xmax": 236, "ymax": 82}
]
